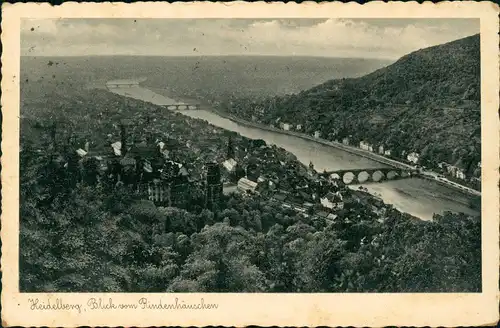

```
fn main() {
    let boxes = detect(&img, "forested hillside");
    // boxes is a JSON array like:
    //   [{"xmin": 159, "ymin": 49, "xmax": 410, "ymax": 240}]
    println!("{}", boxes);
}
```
[
  {"xmin": 226, "ymin": 34, "xmax": 481, "ymax": 179},
  {"xmin": 20, "ymin": 82, "xmax": 481, "ymax": 293}
]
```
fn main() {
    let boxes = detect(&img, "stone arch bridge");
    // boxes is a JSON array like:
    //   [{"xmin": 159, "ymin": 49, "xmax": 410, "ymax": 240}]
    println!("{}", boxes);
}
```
[
  {"xmin": 322, "ymin": 167, "xmax": 417, "ymax": 185},
  {"xmin": 164, "ymin": 104, "xmax": 201, "ymax": 111}
]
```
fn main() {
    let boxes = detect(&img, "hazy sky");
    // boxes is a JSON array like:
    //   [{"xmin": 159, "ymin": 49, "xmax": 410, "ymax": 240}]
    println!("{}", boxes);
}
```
[{"xmin": 21, "ymin": 18, "xmax": 479, "ymax": 59}]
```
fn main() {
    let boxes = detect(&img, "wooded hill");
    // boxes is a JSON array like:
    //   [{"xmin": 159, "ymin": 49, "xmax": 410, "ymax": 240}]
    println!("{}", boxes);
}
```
[
  {"xmin": 226, "ymin": 34, "xmax": 481, "ymax": 177},
  {"xmin": 20, "ymin": 68, "xmax": 481, "ymax": 293}
]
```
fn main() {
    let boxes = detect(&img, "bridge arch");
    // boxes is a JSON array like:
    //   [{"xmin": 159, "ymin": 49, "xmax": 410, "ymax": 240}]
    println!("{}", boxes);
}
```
[
  {"xmin": 329, "ymin": 173, "xmax": 341, "ymax": 181},
  {"xmin": 386, "ymin": 170, "xmax": 398, "ymax": 180},
  {"xmin": 166, "ymin": 104, "xmax": 199, "ymax": 111},
  {"xmin": 324, "ymin": 168, "xmax": 415, "ymax": 185},
  {"xmin": 401, "ymin": 170, "xmax": 410, "ymax": 178},
  {"xmin": 343, "ymin": 172, "xmax": 355, "ymax": 184},
  {"xmin": 372, "ymin": 170, "xmax": 384, "ymax": 182},
  {"xmin": 357, "ymin": 171, "xmax": 370, "ymax": 183}
]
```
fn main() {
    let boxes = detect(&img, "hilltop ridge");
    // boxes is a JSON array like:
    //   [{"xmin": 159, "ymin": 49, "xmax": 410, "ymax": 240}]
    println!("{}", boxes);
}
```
[{"xmin": 225, "ymin": 34, "xmax": 481, "ymax": 184}]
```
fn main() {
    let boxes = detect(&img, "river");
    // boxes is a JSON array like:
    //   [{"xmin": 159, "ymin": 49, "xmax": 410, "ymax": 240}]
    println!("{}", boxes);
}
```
[{"xmin": 108, "ymin": 84, "xmax": 480, "ymax": 220}]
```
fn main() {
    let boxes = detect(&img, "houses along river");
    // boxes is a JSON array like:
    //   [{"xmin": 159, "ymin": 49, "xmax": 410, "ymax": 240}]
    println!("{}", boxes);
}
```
[{"xmin": 107, "ymin": 83, "xmax": 480, "ymax": 221}]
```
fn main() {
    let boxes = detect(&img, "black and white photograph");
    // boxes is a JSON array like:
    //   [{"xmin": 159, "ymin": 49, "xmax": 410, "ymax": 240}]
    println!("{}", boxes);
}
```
[
  {"xmin": 2, "ymin": 1, "xmax": 499, "ymax": 326},
  {"xmin": 17, "ymin": 16, "xmax": 485, "ymax": 294}
]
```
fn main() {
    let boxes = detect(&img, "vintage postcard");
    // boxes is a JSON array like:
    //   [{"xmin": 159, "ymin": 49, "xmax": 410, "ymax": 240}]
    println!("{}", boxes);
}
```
[{"xmin": 1, "ymin": 1, "xmax": 499, "ymax": 327}]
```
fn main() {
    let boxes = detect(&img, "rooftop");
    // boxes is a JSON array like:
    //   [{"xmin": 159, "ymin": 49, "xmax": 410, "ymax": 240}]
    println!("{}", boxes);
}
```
[
  {"xmin": 316, "ymin": 211, "xmax": 330, "ymax": 218},
  {"xmin": 273, "ymin": 193, "xmax": 287, "ymax": 202}
]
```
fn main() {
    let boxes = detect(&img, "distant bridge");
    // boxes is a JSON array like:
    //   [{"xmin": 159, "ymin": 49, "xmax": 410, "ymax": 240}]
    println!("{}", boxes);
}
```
[
  {"xmin": 321, "ymin": 167, "xmax": 418, "ymax": 185},
  {"xmin": 164, "ymin": 104, "xmax": 201, "ymax": 111}
]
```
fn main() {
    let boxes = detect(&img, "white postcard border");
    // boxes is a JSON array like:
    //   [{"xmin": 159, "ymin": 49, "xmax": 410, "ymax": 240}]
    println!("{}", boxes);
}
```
[{"xmin": 1, "ymin": 2, "xmax": 499, "ymax": 327}]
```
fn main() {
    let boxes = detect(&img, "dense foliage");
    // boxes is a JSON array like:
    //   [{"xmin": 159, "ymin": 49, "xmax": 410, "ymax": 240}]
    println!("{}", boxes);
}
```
[
  {"xmin": 20, "ymin": 88, "xmax": 481, "ymax": 293},
  {"xmin": 21, "ymin": 150, "xmax": 481, "ymax": 293},
  {"xmin": 20, "ymin": 49, "xmax": 481, "ymax": 293},
  {"xmin": 224, "ymin": 35, "xmax": 481, "ymax": 178}
]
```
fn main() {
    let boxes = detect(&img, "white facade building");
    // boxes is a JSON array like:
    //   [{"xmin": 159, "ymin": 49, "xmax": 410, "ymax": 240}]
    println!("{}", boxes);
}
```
[
  {"xmin": 76, "ymin": 149, "xmax": 87, "ymax": 157},
  {"xmin": 111, "ymin": 141, "xmax": 122, "ymax": 156},
  {"xmin": 456, "ymin": 169, "xmax": 466, "ymax": 180},
  {"xmin": 222, "ymin": 158, "xmax": 237, "ymax": 172},
  {"xmin": 359, "ymin": 141, "xmax": 372, "ymax": 151},
  {"xmin": 407, "ymin": 152, "xmax": 420, "ymax": 164},
  {"xmin": 320, "ymin": 191, "xmax": 344, "ymax": 209},
  {"xmin": 237, "ymin": 177, "xmax": 258, "ymax": 193}
]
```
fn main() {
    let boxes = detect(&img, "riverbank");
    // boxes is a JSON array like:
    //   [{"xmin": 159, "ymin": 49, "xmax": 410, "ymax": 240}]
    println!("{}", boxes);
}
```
[
  {"xmin": 105, "ymin": 83, "xmax": 480, "ymax": 220},
  {"xmin": 210, "ymin": 108, "xmax": 481, "ymax": 197},
  {"xmin": 120, "ymin": 84, "xmax": 480, "ymax": 198},
  {"xmin": 209, "ymin": 109, "xmax": 411, "ymax": 167},
  {"xmin": 418, "ymin": 173, "xmax": 481, "ymax": 197}
]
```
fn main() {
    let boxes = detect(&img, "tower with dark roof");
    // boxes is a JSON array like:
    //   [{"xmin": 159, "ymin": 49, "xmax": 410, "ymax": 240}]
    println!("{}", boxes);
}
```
[{"xmin": 205, "ymin": 162, "xmax": 223, "ymax": 209}]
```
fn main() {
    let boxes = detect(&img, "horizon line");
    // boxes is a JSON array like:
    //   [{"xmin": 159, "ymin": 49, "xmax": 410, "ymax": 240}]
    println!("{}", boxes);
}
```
[{"xmin": 20, "ymin": 54, "xmax": 397, "ymax": 61}]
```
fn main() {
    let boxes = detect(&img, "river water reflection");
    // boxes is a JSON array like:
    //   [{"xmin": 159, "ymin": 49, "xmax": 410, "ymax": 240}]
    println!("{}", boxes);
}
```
[
  {"xmin": 109, "ymin": 85, "xmax": 480, "ymax": 220},
  {"xmin": 182, "ymin": 110, "xmax": 479, "ymax": 220}
]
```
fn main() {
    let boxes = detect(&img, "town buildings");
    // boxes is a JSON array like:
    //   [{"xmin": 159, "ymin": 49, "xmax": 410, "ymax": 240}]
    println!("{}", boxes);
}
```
[
  {"xmin": 438, "ymin": 162, "xmax": 469, "ymax": 180},
  {"xmin": 455, "ymin": 169, "xmax": 466, "ymax": 180},
  {"xmin": 320, "ymin": 191, "xmax": 344, "ymax": 210},
  {"xmin": 145, "ymin": 181, "xmax": 172, "ymax": 206},
  {"xmin": 447, "ymin": 164, "xmax": 462, "ymax": 179},
  {"xmin": 111, "ymin": 141, "xmax": 122, "ymax": 156},
  {"xmin": 76, "ymin": 148, "xmax": 87, "ymax": 157},
  {"xmin": 222, "ymin": 158, "xmax": 237, "ymax": 172},
  {"xmin": 407, "ymin": 152, "xmax": 420, "ymax": 164},
  {"xmin": 359, "ymin": 141, "xmax": 373, "ymax": 152},
  {"xmin": 277, "ymin": 122, "xmax": 292, "ymax": 131},
  {"xmin": 237, "ymin": 177, "xmax": 258, "ymax": 194}
]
